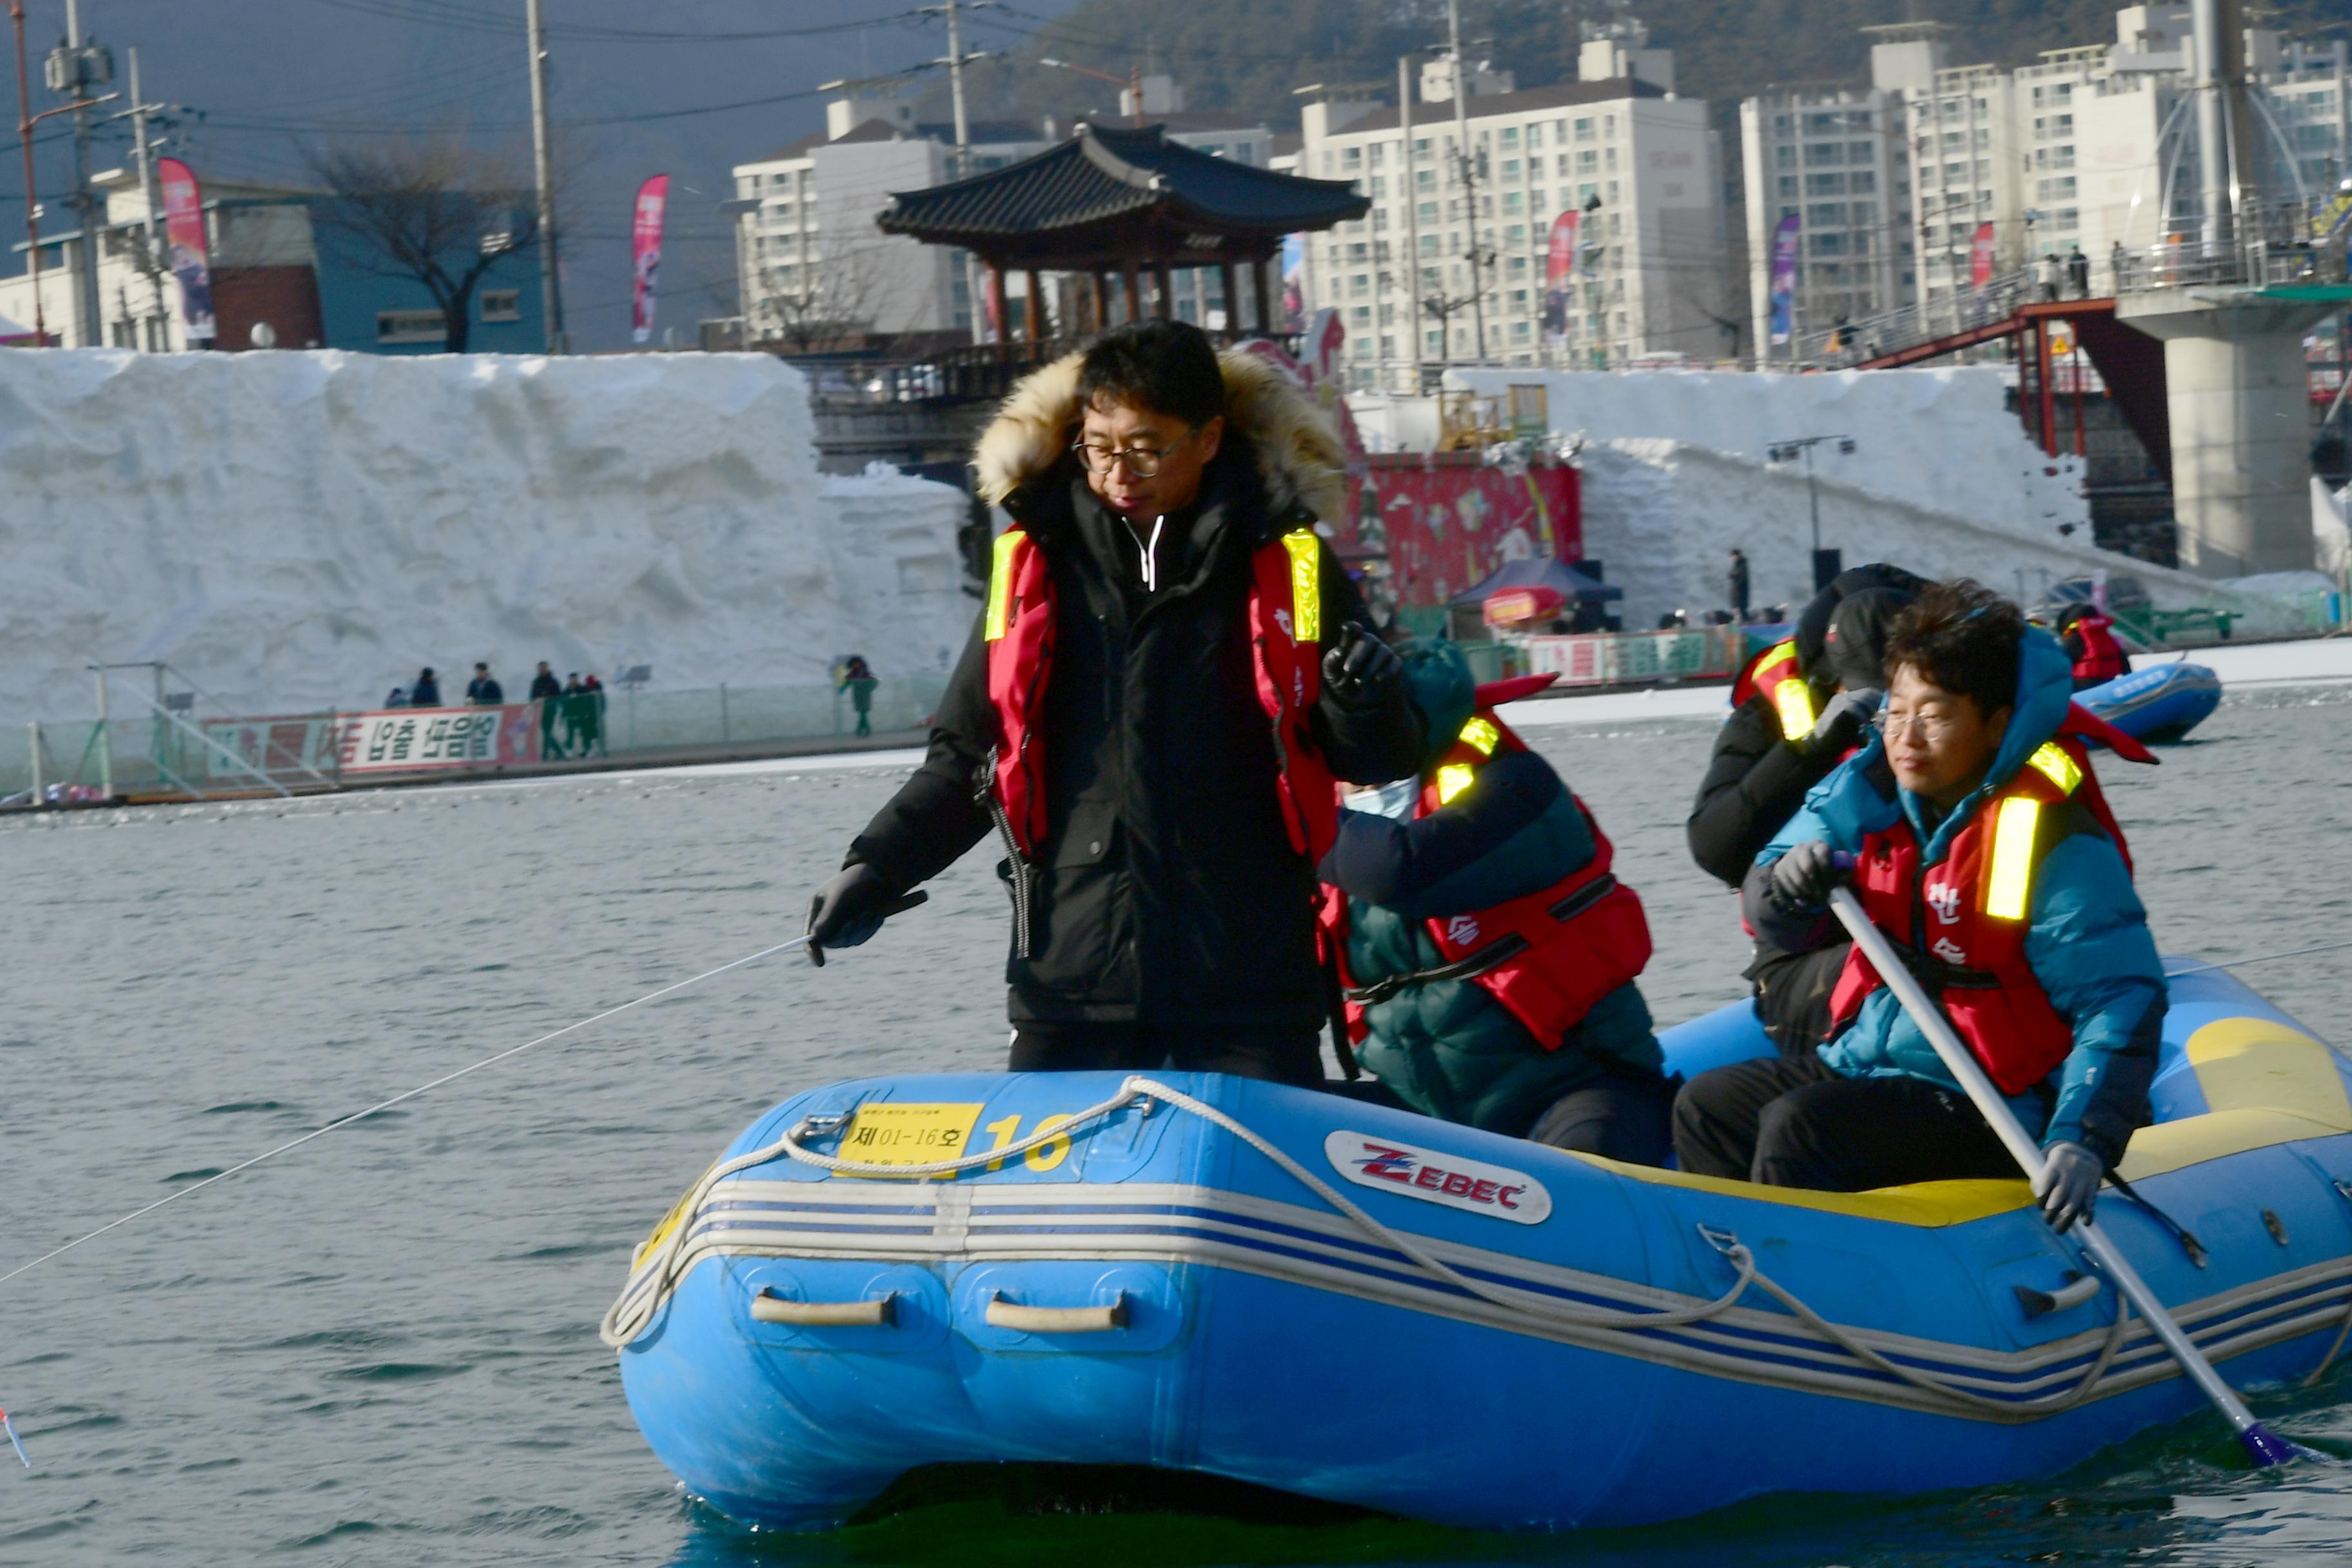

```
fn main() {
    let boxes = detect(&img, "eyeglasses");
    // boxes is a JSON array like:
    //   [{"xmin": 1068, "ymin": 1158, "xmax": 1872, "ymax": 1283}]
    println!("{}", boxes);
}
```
[
  {"xmin": 1873, "ymin": 710, "xmax": 1965, "ymax": 741},
  {"xmin": 1072, "ymin": 428, "xmax": 1196, "ymax": 478}
]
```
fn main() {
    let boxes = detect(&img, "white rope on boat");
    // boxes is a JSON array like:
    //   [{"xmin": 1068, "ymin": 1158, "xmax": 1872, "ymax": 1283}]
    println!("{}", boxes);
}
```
[{"xmin": 607, "ymin": 1073, "xmax": 2135, "ymax": 1417}]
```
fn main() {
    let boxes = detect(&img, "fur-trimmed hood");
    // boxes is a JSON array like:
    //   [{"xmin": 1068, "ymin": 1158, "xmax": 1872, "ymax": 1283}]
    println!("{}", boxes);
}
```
[{"xmin": 972, "ymin": 347, "xmax": 1348, "ymax": 524}]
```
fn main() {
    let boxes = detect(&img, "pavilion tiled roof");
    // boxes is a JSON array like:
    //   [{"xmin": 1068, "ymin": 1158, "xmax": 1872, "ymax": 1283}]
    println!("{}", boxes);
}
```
[{"xmin": 876, "ymin": 123, "xmax": 1366, "ymax": 259}]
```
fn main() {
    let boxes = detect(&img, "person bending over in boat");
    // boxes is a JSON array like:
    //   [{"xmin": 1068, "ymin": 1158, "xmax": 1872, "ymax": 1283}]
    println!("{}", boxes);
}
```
[
  {"xmin": 1674, "ymin": 580, "xmax": 2162, "ymax": 1228},
  {"xmin": 1687, "ymin": 564, "xmax": 1925, "ymax": 1053},
  {"xmin": 803, "ymin": 319, "xmax": 1423, "ymax": 1085},
  {"xmin": 1319, "ymin": 643, "xmax": 1673, "ymax": 1163},
  {"xmin": 2055, "ymin": 603, "xmax": 2130, "ymax": 690}
]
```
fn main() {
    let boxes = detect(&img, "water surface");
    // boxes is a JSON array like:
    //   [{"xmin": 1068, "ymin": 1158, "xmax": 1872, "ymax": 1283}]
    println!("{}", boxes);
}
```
[{"xmin": 3, "ymin": 687, "xmax": 2349, "ymax": 1565}]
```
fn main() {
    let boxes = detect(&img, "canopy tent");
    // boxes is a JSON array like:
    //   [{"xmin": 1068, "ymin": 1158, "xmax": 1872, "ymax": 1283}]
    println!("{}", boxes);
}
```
[{"xmin": 1450, "ymin": 555, "xmax": 1620, "ymax": 609}]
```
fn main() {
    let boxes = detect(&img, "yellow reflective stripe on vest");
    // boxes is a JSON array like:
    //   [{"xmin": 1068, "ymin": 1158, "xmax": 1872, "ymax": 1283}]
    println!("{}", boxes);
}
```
[
  {"xmin": 2025, "ymin": 741, "xmax": 2081, "ymax": 795},
  {"xmin": 1774, "ymin": 676, "xmax": 1816, "ymax": 741},
  {"xmin": 1435, "ymin": 762, "xmax": 1477, "ymax": 804},
  {"xmin": 1984, "ymin": 795, "xmax": 2043, "ymax": 921},
  {"xmin": 983, "ymin": 529, "xmax": 1026, "ymax": 642},
  {"xmin": 1458, "ymin": 716, "xmax": 1500, "ymax": 756},
  {"xmin": 1754, "ymin": 640, "xmax": 1796, "ymax": 676},
  {"xmin": 1281, "ymin": 529, "xmax": 1322, "ymax": 644}
]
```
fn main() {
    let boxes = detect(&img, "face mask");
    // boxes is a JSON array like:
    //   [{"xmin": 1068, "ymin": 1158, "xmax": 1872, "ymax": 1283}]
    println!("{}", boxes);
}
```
[{"xmin": 1349, "ymin": 779, "xmax": 1418, "ymax": 820}]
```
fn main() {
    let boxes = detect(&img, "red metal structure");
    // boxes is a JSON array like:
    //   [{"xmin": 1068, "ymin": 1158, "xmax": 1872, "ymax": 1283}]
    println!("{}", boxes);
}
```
[{"xmin": 1853, "ymin": 298, "xmax": 2171, "ymax": 478}]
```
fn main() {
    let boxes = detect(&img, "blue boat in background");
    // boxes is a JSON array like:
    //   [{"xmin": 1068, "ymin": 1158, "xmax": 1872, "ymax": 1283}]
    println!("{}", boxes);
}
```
[
  {"xmin": 2075, "ymin": 661, "xmax": 2222, "ymax": 743},
  {"xmin": 604, "ymin": 965, "xmax": 2352, "ymax": 1534}
]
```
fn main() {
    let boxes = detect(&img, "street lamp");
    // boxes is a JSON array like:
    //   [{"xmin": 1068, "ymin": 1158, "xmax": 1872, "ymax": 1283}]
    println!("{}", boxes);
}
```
[
  {"xmin": 1038, "ymin": 57, "xmax": 1143, "ymax": 127},
  {"xmin": 1767, "ymin": 435, "xmax": 1857, "ymax": 590}
]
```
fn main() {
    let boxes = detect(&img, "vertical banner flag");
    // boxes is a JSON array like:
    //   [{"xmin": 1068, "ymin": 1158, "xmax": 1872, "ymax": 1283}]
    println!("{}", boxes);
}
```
[
  {"xmin": 156, "ymin": 157, "xmax": 215, "ymax": 343},
  {"xmin": 1969, "ymin": 222, "xmax": 1997, "ymax": 293},
  {"xmin": 630, "ymin": 175, "xmax": 670, "ymax": 344},
  {"xmin": 1543, "ymin": 211, "xmax": 1578, "ymax": 343},
  {"xmin": 1767, "ymin": 213, "xmax": 1801, "ymax": 346},
  {"xmin": 1280, "ymin": 232, "xmax": 1307, "ymax": 331}
]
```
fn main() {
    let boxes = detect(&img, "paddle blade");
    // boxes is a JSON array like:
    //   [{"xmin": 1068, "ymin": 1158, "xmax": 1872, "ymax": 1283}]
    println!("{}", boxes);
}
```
[{"xmin": 2240, "ymin": 1423, "xmax": 2300, "ymax": 1467}]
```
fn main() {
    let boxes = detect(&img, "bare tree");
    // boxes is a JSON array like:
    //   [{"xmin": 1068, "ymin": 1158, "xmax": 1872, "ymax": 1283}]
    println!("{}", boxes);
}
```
[
  {"xmin": 753, "ymin": 240, "xmax": 899, "ymax": 355},
  {"xmin": 304, "ymin": 137, "xmax": 540, "ymax": 353}
]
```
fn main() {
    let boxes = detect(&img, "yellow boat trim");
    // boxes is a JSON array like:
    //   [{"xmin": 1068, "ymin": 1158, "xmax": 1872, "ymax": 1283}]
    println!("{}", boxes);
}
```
[{"xmin": 1578, "ymin": 1015, "xmax": 2352, "ymax": 1222}]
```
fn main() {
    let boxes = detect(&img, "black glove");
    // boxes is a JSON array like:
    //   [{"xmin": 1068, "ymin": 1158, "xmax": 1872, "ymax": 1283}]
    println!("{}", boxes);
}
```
[
  {"xmin": 1322, "ymin": 623, "xmax": 1402, "ymax": 710},
  {"xmin": 1811, "ymin": 687, "xmax": 1882, "ymax": 752},
  {"xmin": 2032, "ymin": 1141, "xmax": 2101, "ymax": 1233},
  {"xmin": 805, "ymin": 864, "xmax": 895, "ymax": 967},
  {"xmin": 1765, "ymin": 839, "xmax": 1842, "ymax": 914}
]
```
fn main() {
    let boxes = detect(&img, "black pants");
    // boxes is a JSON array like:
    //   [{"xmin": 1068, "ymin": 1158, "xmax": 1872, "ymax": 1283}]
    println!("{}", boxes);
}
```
[
  {"xmin": 1747, "ymin": 940, "xmax": 1850, "ymax": 1057},
  {"xmin": 1526, "ymin": 1073, "xmax": 1676, "ymax": 1167},
  {"xmin": 1672, "ymin": 1053, "xmax": 2017, "ymax": 1190},
  {"xmin": 1009, "ymin": 1021, "xmax": 1324, "ymax": 1088}
]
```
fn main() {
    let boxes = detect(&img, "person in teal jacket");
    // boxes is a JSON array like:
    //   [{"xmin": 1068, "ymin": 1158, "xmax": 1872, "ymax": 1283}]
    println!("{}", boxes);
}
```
[
  {"xmin": 1321, "ymin": 642, "xmax": 1674, "ymax": 1162},
  {"xmin": 1673, "ymin": 580, "xmax": 2162, "ymax": 1231}
]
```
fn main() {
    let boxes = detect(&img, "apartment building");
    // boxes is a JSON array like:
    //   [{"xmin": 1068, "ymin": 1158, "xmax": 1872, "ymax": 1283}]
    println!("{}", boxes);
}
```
[
  {"xmin": 1297, "ymin": 38, "xmax": 1730, "ymax": 386},
  {"xmin": 1741, "ymin": 5, "xmax": 2349, "ymax": 347},
  {"xmin": 1905, "ymin": 5, "xmax": 2348, "ymax": 302},
  {"xmin": 727, "ymin": 77, "xmax": 1273, "ymax": 347}
]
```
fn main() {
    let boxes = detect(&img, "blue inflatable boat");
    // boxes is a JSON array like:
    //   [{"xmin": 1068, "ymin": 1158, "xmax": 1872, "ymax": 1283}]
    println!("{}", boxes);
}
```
[
  {"xmin": 2076, "ymin": 662, "xmax": 2222, "ymax": 743},
  {"xmin": 604, "ymin": 965, "xmax": 2352, "ymax": 1533}
]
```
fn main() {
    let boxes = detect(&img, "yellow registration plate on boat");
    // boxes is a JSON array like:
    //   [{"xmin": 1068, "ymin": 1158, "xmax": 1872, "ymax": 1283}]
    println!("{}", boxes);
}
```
[{"xmin": 839, "ymin": 1101, "xmax": 985, "ymax": 1171}]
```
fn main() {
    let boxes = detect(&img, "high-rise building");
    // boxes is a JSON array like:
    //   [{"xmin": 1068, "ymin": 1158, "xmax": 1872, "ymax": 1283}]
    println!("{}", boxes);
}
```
[
  {"xmin": 1743, "ymin": 6, "xmax": 2349, "ymax": 349},
  {"xmin": 1295, "ymin": 35, "xmax": 1731, "ymax": 388}
]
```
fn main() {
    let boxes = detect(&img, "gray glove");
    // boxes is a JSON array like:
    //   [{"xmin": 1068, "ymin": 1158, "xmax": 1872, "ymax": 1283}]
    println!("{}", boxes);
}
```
[
  {"xmin": 1322, "ymin": 623, "xmax": 1403, "ymax": 710},
  {"xmin": 805, "ymin": 864, "xmax": 894, "ymax": 967},
  {"xmin": 2032, "ymin": 1141, "xmax": 2102, "ymax": 1233},
  {"xmin": 1765, "ymin": 839, "xmax": 1841, "ymax": 913},
  {"xmin": 1812, "ymin": 686, "xmax": 1883, "ymax": 751}
]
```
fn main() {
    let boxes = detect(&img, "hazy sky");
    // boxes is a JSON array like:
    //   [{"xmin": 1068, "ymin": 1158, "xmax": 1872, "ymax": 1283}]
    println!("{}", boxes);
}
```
[{"xmin": 7, "ymin": 0, "xmax": 1077, "ymax": 349}]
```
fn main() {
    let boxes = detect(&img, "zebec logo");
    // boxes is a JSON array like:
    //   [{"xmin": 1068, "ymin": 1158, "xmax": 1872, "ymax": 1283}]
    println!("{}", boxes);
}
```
[{"xmin": 1323, "ymin": 1131, "xmax": 1553, "ymax": 1224}]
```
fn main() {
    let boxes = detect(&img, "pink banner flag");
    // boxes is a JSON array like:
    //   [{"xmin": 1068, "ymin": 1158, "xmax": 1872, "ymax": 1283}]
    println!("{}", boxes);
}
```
[
  {"xmin": 156, "ymin": 157, "xmax": 215, "ymax": 343},
  {"xmin": 631, "ymin": 175, "xmax": 670, "ymax": 344},
  {"xmin": 1543, "ymin": 211, "xmax": 1578, "ymax": 343},
  {"xmin": 1969, "ymin": 222, "xmax": 1997, "ymax": 293}
]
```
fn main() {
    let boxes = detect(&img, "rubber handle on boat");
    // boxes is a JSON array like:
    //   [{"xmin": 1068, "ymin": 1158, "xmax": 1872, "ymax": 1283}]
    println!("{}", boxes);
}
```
[
  {"xmin": 984, "ymin": 1291, "xmax": 1128, "ymax": 1334},
  {"xmin": 750, "ymin": 1291, "xmax": 896, "ymax": 1328}
]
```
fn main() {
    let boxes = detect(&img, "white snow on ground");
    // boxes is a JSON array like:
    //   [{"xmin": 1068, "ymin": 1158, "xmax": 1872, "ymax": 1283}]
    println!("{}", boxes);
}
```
[{"xmin": 0, "ymin": 349, "xmax": 970, "ymax": 724}]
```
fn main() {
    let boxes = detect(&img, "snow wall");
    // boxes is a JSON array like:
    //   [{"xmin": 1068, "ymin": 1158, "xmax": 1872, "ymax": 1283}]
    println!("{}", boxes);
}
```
[
  {"xmin": 1429, "ymin": 365, "xmax": 2314, "ymax": 633},
  {"xmin": 1573, "ymin": 438, "xmax": 2315, "ymax": 636},
  {"xmin": 0, "ymin": 349, "xmax": 973, "ymax": 725}
]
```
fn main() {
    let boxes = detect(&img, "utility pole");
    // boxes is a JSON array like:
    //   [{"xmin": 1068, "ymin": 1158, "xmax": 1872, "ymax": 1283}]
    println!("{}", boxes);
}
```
[
  {"xmin": 525, "ymin": 0, "xmax": 565, "ymax": 353},
  {"xmin": 8, "ymin": 0, "xmax": 43, "ymax": 345},
  {"xmin": 1399, "ymin": 54, "xmax": 1420, "ymax": 393},
  {"xmin": 124, "ymin": 46, "xmax": 164, "ymax": 346},
  {"xmin": 1445, "ymin": 0, "xmax": 1485, "ymax": 365},
  {"xmin": 931, "ymin": 0, "xmax": 994, "ymax": 344},
  {"xmin": 55, "ymin": 0, "xmax": 105, "ymax": 346}
]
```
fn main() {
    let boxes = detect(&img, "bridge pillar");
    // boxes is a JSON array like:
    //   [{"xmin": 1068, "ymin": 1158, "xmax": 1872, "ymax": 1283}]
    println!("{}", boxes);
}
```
[{"xmin": 2115, "ymin": 288, "xmax": 2335, "ymax": 576}]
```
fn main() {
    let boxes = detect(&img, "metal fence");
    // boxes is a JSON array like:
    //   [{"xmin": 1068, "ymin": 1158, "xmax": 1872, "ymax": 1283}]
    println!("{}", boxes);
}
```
[{"xmin": 1, "ymin": 673, "xmax": 950, "ymax": 807}]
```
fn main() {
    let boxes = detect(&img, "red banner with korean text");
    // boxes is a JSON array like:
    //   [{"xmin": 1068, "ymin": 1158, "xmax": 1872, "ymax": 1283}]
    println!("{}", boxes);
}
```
[{"xmin": 1969, "ymin": 222, "xmax": 1997, "ymax": 292}]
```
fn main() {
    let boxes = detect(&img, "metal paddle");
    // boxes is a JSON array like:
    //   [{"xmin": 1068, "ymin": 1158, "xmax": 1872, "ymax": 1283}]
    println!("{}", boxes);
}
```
[{"xmin": 1827, "ymin": 886, "xmax": 2300, "ymax": 1466}]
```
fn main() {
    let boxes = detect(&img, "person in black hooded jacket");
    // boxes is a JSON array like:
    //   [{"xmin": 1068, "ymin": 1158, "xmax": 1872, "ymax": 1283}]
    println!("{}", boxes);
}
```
[
  {"xmin": 1687, "ymin": 564, "xmax": 1923, "ymax": 1050},
  {"xmin": 803, "ymin": 321, "xmax": 1424, "ymax": 1085}
]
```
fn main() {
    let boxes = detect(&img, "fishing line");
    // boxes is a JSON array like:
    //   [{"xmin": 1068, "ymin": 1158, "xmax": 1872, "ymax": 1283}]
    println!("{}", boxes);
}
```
[
  {"xmin": 2164, "ymin": 939, "xmax": 2352, "ymax": 979},
  {"xmin": 0, "ymin": 934, "xmax": 812, "ymax": 1299}
]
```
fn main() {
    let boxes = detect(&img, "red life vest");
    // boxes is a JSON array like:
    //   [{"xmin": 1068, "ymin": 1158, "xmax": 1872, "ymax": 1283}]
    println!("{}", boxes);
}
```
[
  {"xmin": 979, "ymin": 524, "xmax": 1340, "ymax": 941},
  {"xmin": 2068, "ymin": 614, "xmax": 2129, "ymax": 685},
  {"xmin": 1327, "ymin": 710, "xmax": 1652, "ymax": 1050},
  {"xmin": 1825, "ymin": 733, "xmax": 2131, "ymax": 1095},
  {"xmin": 1730, "ymin": 638, "xmax": 1821, "ymax": 743}
]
